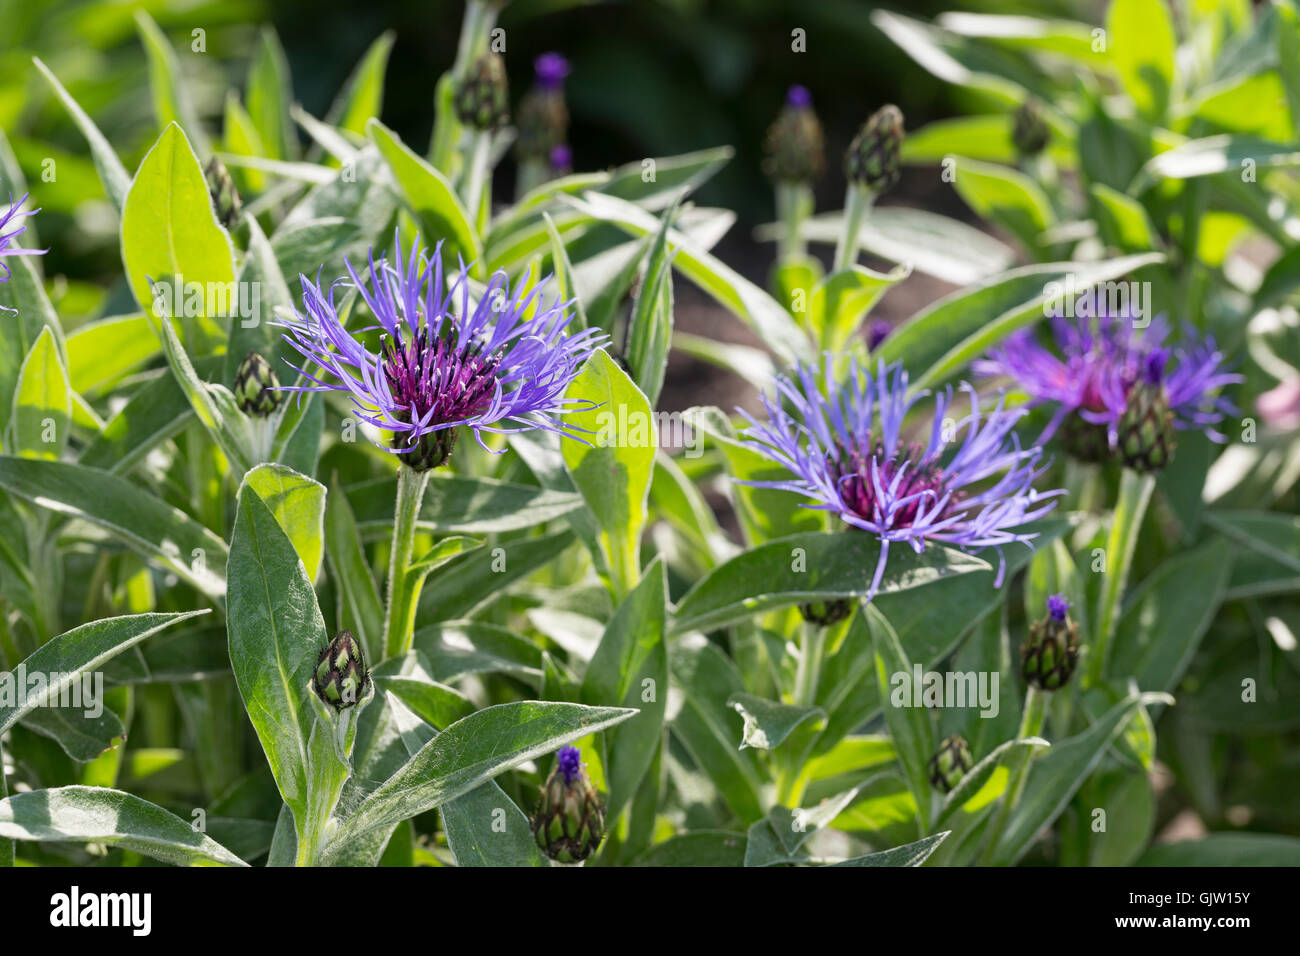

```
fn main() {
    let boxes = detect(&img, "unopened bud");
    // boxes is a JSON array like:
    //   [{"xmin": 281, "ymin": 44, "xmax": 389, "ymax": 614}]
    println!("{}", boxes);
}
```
[
  {"xmin": 454, "ymin": 53, "xmax": 510, "ymax": 131},
  {"xmin": 845, "ymin": 104, "xmax": 903, "ymax": 194},
  {"xmin": 1117, "ymin": 350, "xmax": 1177, "ymax": 472},
  {"xmin": 205, "ymin": 156, "xmax": 243, "ymax": 229},
  {"xmin": 1021, "ymin": 594, "xmax": 1080, "ymax": 690},
  {"xmin": 532, "ymin": 745, "xmax": 604, "ymax": 863},
  {"xmin": 927, "ymin": 734, "xmax": 972, "ymax": 793},
  {"xmin": 1012, "ymin": 100, "xmax": 1050, "ymax": 157},
  {"xmin": 516, "ymin": 52, "xmax": 569, "ymax": 161},
  {"xmin": 312, "ymin": 630, "xmax": 370, "ymax": 711},
  {"xmin": 233, "ymin": 351, "xmax": 281, "ymax": 417},
  {"xmin": 763, "ymin": 85, "xmax": 826, "ymax": 184}
]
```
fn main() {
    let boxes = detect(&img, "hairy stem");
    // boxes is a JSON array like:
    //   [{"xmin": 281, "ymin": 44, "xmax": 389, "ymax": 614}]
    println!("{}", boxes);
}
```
[
  {"xmin": 1086, "ymin": 468, "xmax": 1155, "ymax": 687},
  {"xmin": 382, "ymin": 465, "xmax": 432, "ymax": 660},
  {"xmin": 979, "ymin": 685, "xmax": 1046, "ymax": 865},
  {"xmin": 832, "ymin": 184, "xmax": 874, "ymax": 272}
]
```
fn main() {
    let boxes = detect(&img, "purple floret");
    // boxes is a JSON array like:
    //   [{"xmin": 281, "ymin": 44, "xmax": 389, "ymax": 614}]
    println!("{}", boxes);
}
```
[
  {"xmin": 738, "ymin": 358, "xmax": 1061, "ymax": 601},
  {"xmin": 277, "ymin": 233, "xmax": 606, "ymax": 456},
  {"xmin": 557, "ymin": 745, "xmax": 581, "ymax": 785},
  {"xmin": 1047, "ymin": 593, "xmax": 1070, "ymax": 622},
  {"xmin": 534, "ymin": 52, "xmax": 570, "ymax": 90}
]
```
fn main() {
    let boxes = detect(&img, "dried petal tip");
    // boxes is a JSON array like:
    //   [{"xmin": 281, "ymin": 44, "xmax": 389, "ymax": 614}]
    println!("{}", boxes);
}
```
[
  {"xmin": 233, "ymin": 351, "xmax": 281, "ymax": 417},
  {"xmin": 1022, "ymin": 598, "xmax": 1080, "ymax": 691},
  {"xmin": 312, "ymin": 630, "xmax": 370, "ymax": 711},
  {"xmin": 845, "ymin": 104, "xmax": 903, "ymax": 194},
  {"xmin": 454, "ymin": 53, "xmax": 510, "ymax": 130},
  {"xmin": 763, "ymin": 87, "xmax": 826, "ymax": 183},
  {"xmin": 1012, "ymin": 100, "xmax": 1050, "ymax": 157},
  {"xmin": 533, "ymin": 745, "xmax": 604, "ymax": 863},
  {"xmin": 927, "ymin": 735, "xmax": 972, "ymax": 793}
]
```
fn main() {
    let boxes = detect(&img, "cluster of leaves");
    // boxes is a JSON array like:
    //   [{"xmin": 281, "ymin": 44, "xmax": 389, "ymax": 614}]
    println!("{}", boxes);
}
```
[{"xmin": 0, "ymin": 0, "xmax": 1297, "ymax": 868}]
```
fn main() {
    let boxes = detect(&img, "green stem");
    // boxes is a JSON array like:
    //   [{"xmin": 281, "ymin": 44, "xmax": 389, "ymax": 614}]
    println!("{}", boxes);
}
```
[
  {"xmin": 453, "ymin": 0, "xmax": 497, "ymax": 77},
  {"xmin": 979, "ymin": 685, "xmax": 1046, "ymax": 865},
  {"xmin": 1086, "ymin": 468, "xmax": 1155, "ymax": 687},
  {"xmin": 460, "ymin": 130, "xmax": 493, "ymax": 223},
  {"xmin": 832, "ymin": 184, "xmax": 874, "ymax": 272},
  {"xmin": 793, "ymin": 619, "xmax": 826, "ymax": 708},
  {"xmin": 382, "ymin": 466, "xmax": 432, "ymax": 660},
  {"xmin": 775, "ymin": 181, "xmax": 812, "ymax": 263}
]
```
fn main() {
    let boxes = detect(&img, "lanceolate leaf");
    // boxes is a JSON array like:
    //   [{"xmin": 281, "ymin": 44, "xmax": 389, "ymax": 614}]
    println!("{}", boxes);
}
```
[{"xmin": 0, "ymin": 786, "xmax": 246, "ymax": 867}]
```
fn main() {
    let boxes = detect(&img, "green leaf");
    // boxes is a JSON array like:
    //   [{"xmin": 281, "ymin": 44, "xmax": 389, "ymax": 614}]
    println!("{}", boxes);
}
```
[
  {"xmin": 226, "ymin": 480, "xmax": 329, "ymax": 830},
  {"xmin": 831, "ymin": 831, "xmax": 949, "ymax": 867},
  {"xmin": 413, "ymin": 620, "xmax": 543, "ymax": 682},
  {"xmin": 990, "ymin": 689, "xmax": 1148, "ymax": 865},
  {"xmin": 345, "ymin": 473, "xmax": 582, "ymax": 535},
  {"xmin": 440, "ymin": 780, "xmax": 546, "ymax": 867},
  {"xmin": 247, "ymin": 28, "xmax": 295, "ymax": 161},
  {"xmin": 1140, "ymin": 135, "xmax": 1300, "ymax": 183},
  {"xmin": 331, "ymin": 701, "xmax": 637, "ymax": 842},
  {"xmin": 868, "ymin": 605, "xmax": 936, "ymax": 829},
  {"xmin": 367, "ymin": 119, "xmax": 482, "ymax": 271},
  {"xmin": 935, "ymin": 736, "xmax": 1049, "ymax": 827},
  {"xmin": 631, "ymin": 830, "xmax": 747, "ymax": 866},
  {"xmin": 1089, "ymin": 183, "xmax": 1160, "ymax": 253},
  {"xmin": 372, "ymin": 654, "xmax": 475, "ymax": 729},
  {"xmin": 669, "ymin": 639, "xmax": 765, "ymax": 823},
  {"xmin": 0, "ymin": 457, "xmax": 228, "ymax": 602},
  {"xmin": 563, "ymin": 192, "xmax": 810, "ymax": 363},
  {"xmin": 134, "ymin": 11, "xmax": 211, "ymax": 158},
  {"xmin": 562, "ymin": 349, "xmax": 656, "ymax": 596},
  {"xmin": 580, "ymin": 559, "xmax": 668, "ymax": 821},
  {"xmin": 541, "ymin": 211, "xmax": 588, "ymax": 329},
  {"xmin": 1107, "ymin": 0, "xmax": 1177, "ymax": 121},
  {"xmin": 875, "ymin": 254, "xmax": 1163, "ymax": 391},
  {"xmin": 325, "ymin": 476, "xmax": 385, "ymax": 662},
  {"xmin": 78, "ymin": 363, "xmax": 206, "ymax": 474},
  {"xmin": 1109, "ymin": 543, "xmax": 1232, "ymax": 693},
  {"xmin": 327, "ymin": 31, "xmax": 396, "ymax": 136},
  {"xmin": 728, "ymin": 694, "xmax": 825, "ymax": 750},
  {"xmin": 624, "ymin": 209, "xmax": 676, "ymax": 406},
  {"xmin": 1206, "ymin": 510, "xmax": 1300, "ymax": 574},
  {"xmin": 671, "ymin": 531, "xmax": 989, "ymax": 635},
  {"xmin": 243, "ymin": 463, "xmax": 326, "ymax": 583},
  {"xmin": 0, "ymin": 786, "xmax": 246, "ymax": 867},
  {"xmin": 810, "ymin": 264, "xmax": 908, "ymax": 353},
  {"xmin": 65, "ymin": 314, "xmax": 157, "ymax": 396},
  {"xmin": 951, "ymin": 158, "xmax": 1054, "ymax": 250},
  {"xmin": 9, "ymin": 327, "xmax": 70, "ymax": 460},
  {"xmin": 0, "ymin": 611, "xmax": 207, "ymax": 738},
  {"xmin": 416, "ymin": 529, "xmax": 574, "ymax": 622},
  {"xmin": 120, "ymin": 123, "xmax": 236, "ymax": 349},
  {"xmin": 32, "ymin": 58, "xmax": 132, "ymax": 212},
  {"xmin": 224, "ymin": 215, "xmax": 296, "ymax": 383},
  {"xmin": 1137, "ymin": 833, "xmax": 1300, "ymax": 866}
]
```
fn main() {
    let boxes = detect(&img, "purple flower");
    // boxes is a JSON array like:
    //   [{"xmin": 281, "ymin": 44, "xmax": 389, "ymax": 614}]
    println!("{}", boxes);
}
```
[
  {"xmin": 738, "ymin": 359, "xmax": 1060, "ymax": 599},
  {"xmin": 279, "ymin": 235, "xmax": 605, "ymax": 468},
  {"xmin": 786, "ymin": 84, "xmax": 813, "ymax": 109},
  {"xmin": 1047, "ymin": 593, "xmax": 1069, "ymax": 622},
  {"xmin": 0, "ymin": 194, "xmax": 44, "ymax": 280},
  {"xmin": 549, "ymin": 143, "xmax": 573, "ymax": 174},
  {"xmin": 976, "ymin": 312, "xmax": 1240, "ymax": 449},
  {"xmin": 557, "ymin": 745, "xmax": 581, "ymax": 785},
  {"xmin": 866, "ymin": 318, "xmax": 893, "ymax": 352},
  {"xmin": 534, "ymin": 52, "xmax": 570, "ymax": 90}
]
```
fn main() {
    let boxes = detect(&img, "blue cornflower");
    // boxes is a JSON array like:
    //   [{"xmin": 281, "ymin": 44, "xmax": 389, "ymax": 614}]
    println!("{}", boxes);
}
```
[
  {"xmin": 279, "ymin": 236, "xmax": 605, "ymax": 469},
  {"xmin": 976, "ymin": 312, "xmax": 1240, "ymax": 458},
  {"xmin": 0, "ymin": 194, "xmax": 43, "ymax": 280},
  {"xmin": 738, "ymin": 359, "xmax": 1061, "ymax": 599}
]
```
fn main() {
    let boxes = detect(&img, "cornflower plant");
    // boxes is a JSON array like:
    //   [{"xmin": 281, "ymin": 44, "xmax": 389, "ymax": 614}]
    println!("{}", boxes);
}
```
[{"xmin": 0, "ymin": 0, "xmax": 1294, "ymax": 875}]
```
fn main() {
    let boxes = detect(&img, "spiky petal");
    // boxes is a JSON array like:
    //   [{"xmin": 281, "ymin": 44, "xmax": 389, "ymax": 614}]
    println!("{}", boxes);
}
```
[
  {"xmin": 738, "ymin": 359, "xmax": 1060, "ymax": 600},
  {"xmin": 0, "ymin": 194, "xmax": 44, "ymax": 280},
  {"xmin": 976, "ymin": 312, "xmax": 1241, "ymax": 459},
  {"xmin": 278, "ymin": 235, "xmax": 605, "ymax": 467}
]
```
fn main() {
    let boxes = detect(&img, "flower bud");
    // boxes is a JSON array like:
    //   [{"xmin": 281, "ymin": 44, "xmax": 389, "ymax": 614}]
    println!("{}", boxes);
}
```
[
  {"xmin": 1012, "ymin": 100, "xmax": 1050, "ymax": 157},
  {"xmin": 845, "ymin": 104, "xmax": 903, "ymax": 194},
  {"xmin": 454, "ymin": 53, "xmax": 510, "ymax": 131},
  {"xmin": 516, "ymin": 53, "xmax": 569, "ymax": 161},
  {"xmin": 312, "ymin": 630, "xmax": 370, "ymax": 711},
  {"xmin": 548, "ymin": 143, "xmax": 573, "ymax": 177},
  {"xmin": 532, "ymin": 745, "xmax": 604, "ymax": 863},
  {"xmin": 233, "ymin": 351, "xmax": 281, "ymax": 417},
  {"xmin": 927, "ymin": 734, "xmax": 972, "ymax": 793},
  {"xmin": 1117, "ymin": 351, "xmax": 1177, "ymax": 472},
  {"xmin": 1059, "ymin": 413, "xmax": 1111, "ymax": 464},
  {"xmin": 204, "ymin": 156, "xmax": 243, "ymax": 229},
  {"xmin": 763, "ymin": 85, "xmax": 826, "ymax": 184},
  {"xmin": 1021, "ymin": 594, "xmax": 1080, "ymax": 691}
]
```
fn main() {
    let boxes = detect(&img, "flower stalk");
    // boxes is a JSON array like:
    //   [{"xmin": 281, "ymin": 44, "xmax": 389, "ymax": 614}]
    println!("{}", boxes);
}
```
[
  {"xmin": 833, "ymin": 184, "xmax": 873, "ymax": 272},
  {"xmin": 382, "ymin": 465, "xmax": 432, "ymax": 659},
  {"xmin": 1086, "ymin": 468, "xmax": 1155, "ymax": 686},
  {"xmin": 979, "ymin": 684, "xmax": 1046, "ymax": 865}
]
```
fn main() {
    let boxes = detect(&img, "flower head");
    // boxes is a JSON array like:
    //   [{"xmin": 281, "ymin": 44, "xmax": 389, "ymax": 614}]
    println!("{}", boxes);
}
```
[
  {"xmin": 534, "ymin": 52, "xmax": 570, "ymax": 90},
  {"xmin": 738, "ymin": 359, "xmax": 1060, "ymax": 599},
  {"xmin": 279, "ymin": 236, "xmax": 604, "ymax": 469},
  {"xmin": 1022, "ymin": 594, "xmax": 1080, "ymax": 690},
  {"xmin": 533, "ymin": 744, "xmax": 604, "ymax": 863},
  {"xmin": 763, "ymin": 85, "xmax": 825, "ymax": 183},
  {"xmin": 557, "ymin": 744, "xmax": 581, "ymax": 785},
  {"xmin": 976, "ymin": 312, "xmax": 1240, "ymax": 461},
  {"xmin": 0, "ymin": 194, "xmax": 44, "ymax": 280}
]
